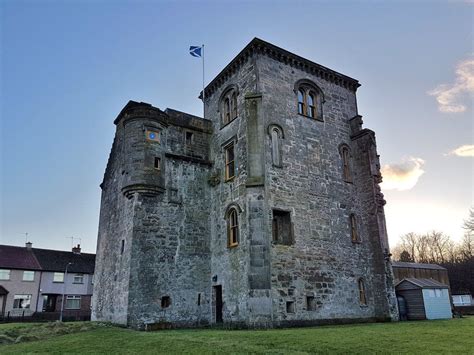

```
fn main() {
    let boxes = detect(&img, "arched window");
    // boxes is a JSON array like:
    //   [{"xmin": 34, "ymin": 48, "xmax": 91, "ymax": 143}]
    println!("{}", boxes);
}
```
[
  {"xmin": 350, "ymin": 214, "xmax": 359, "ymax": 243},
  {"xmin": 339, "ymin": 144, "xmax": 352, "ymax": 182},
  {"xmin": 297, "ymin": 89, "xmax": 305, "ymax": 115},
  {"xmin": 220, "ymin": 85, "xmax": 239, "ymax": 126},
  {"xmin": 226, "ymin": 207, "xmax": 239, "ymax": 247},
  {"xmin": 358, "ymin": 278, "xmax": 367, "ymax": 305},
  {"xmin": 268, "ymin": 125, "xmax": 284, "ymax": 167},
  {"xmin": 294, "ymin": 80, "xmax": 324, "ymax": 120}
]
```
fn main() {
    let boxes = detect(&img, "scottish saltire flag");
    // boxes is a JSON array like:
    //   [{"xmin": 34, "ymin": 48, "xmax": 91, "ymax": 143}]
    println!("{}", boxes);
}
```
[{"xmin": 189, "ymin": 46, "xmax": 202, "ymax": 58}]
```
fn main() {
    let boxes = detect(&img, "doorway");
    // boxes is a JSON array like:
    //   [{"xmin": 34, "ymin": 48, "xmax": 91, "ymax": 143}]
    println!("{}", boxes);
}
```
[{"xmin": 213, "ymin": 285, "xmax": 223, "ymax": 323}]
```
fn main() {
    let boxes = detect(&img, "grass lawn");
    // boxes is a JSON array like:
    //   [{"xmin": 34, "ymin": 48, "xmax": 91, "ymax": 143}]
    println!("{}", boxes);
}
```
[{"xmin": 1, "ymin": 317, "xmax": 473, "ymax": 354}]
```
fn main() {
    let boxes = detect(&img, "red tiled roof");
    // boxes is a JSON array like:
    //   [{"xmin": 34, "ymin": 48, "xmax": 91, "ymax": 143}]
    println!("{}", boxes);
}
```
[{"xmin": 0, "ymin": 245, "xmax": 42, "ymax": 270}]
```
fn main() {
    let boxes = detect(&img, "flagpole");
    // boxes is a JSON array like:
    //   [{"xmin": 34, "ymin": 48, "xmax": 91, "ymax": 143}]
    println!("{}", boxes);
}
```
[{"xmin": 202, "ymin": 44, "xmax": 205, "ymax": 118}]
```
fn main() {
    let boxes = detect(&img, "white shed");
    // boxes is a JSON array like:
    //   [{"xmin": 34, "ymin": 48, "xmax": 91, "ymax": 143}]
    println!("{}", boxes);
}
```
[{"xmin": 395, "ymin": 278, "xmax": 452, "ymax": 320}]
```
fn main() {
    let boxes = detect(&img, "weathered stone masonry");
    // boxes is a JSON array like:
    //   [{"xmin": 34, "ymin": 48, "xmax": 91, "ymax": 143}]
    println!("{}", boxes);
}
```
[{"xmin": 92, "ymin": 38, "xmax": 398, "ymax": 329}]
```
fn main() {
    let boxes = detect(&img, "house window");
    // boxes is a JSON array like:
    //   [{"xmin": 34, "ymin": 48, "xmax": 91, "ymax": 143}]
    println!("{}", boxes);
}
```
[
  {"xmin": 22, "ymin": 271, "xmax": 35, "ymax": 282},
  {"xmin": 269, "ymin": 125, "xmax": 284, "ymax": 167},
  {"xmin": 73, "ymin": 274, "xmax": 84, "ymax": 284},
  {"xmin": 224, "ymin": 143, "xmax": 235, "ymax": 181},
  {"xmin": 295, "ymin": 80, "xmax": 324, "ymax": 120},
  {"xmin": 0, "ymin": 269, "xmax": 10, "ymax": 280},
  {"xmin": 220, "ymin": 86, "xmax": 239, "ymax": 125},
  {"xmin": 53, "ymin": 272, "xmax": 64, "ymax": 283},
  {"xmin": 161, "ymin": 296, "xmax": 171, "ymax": 308},
  {"xmin": 358, "ymin": 278, "xmax": 367, "ymax": 305},
  {"xmin": 65, "ymin": 295, "xmax": 81, "ymax": 310},
  {"xmin": 340, "ymin": 145, "xmax": 352, "ymax": 182},
  {"xmin": 286, "ymin": 301, "xmax": 295, "ymax": 313},
  {"xmin": 145, "ymin": 129, "xmax": 160, "ymax": 143},
  {"xmin": 154, "ymin": 157, "xmax": 161, "ymax": 170},
  {"xmin": 272, "ymin": 210, "xmax": 293, "ymax": 245},
  {"xmin": 227, "ymin": 207, "xmax": 239, "ymax": 247},
  {"xmin": 350, "ymin": 214, "xmax": 360, "ymax": 243},
  {"xmin": 13, "ymin": 294, "xmax": 32, "ymax": 309}
]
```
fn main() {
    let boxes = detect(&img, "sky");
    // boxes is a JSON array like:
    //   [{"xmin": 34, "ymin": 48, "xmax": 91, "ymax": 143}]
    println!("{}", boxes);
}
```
[{"xmin": 1, "ymin": 0, "xmax": 473, "ymax": 253}]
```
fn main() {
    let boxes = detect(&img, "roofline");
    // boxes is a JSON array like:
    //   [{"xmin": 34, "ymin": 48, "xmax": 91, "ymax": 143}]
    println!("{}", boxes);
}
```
[
  {"xmin": 0, "ymin": 245, "xmax": 95, "ymax": 257},
  {"xmin": 395, "ymin": 278, "xmax": 449, "ymax": 289},
  {"xmin": 201, "ymin": 37, "xmax": 360, "ymax": 99},
  {"xmin": 392, "ymin": 261, "xmax": 447, "ymax": 270}
]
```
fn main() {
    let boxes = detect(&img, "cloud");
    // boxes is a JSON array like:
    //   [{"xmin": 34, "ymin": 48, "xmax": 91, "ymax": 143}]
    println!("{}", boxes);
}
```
[
  {"xmin": 428, "ymin": 57, "xmax": 474, "ymax": 113},
  {"xmin": 447, "ymin": 144, "xmax": 474, "ymax": 157},
  {"xmin": 381, "ymin": 157, "xmax": 425, "ymax": 191}
]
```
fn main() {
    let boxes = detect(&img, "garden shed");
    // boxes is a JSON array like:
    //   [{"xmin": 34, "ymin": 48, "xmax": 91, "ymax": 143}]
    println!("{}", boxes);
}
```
[{"xmin": 395, "ymin": 278, "xmax": 452, "ymax": 320}]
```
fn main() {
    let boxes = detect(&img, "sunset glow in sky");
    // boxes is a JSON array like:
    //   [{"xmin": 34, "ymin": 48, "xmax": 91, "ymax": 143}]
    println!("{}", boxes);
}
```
[{"xmin": 1, "ymin": 0, "xmax": 473, "ymax": 253}]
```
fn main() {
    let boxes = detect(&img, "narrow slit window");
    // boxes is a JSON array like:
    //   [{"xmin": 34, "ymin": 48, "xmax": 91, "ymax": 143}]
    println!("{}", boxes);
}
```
[
  {"xmin": 358, "ymin": 279, "xmax": 367, "ymax": 305},
  {"xmin": 342, "ymin": 147, "xmax": 352, "ymax": 182},
  {"xmin": 224, "ymin": 98, "xmax": 231, "ymax": 124},
  {"xmin": 154, "ymin": 157, "xmax": 161, "ymax": 170},
  {"xmin": 185, "ymin": 131, "xmax": 194, "ymax": 145},
  {"xmin": 350, "ymin": 214, "xmax": 359, "ymax": 243},
  {"xmin": 227, "ymin": 208, "xmax": 239, "ymax": 247},
  {"xmin": 121, "ymin": 240, "xmax": 125, "ymax": 255},
  {"xmin": 224, "ymin": 143, "xmax": 235, "ymax": 181}
]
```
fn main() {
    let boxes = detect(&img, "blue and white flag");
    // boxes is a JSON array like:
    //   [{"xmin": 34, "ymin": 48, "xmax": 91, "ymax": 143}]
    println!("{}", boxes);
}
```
[{"xmin": 189, "ymin": 46, "xmax": 202, "ymax": 58}]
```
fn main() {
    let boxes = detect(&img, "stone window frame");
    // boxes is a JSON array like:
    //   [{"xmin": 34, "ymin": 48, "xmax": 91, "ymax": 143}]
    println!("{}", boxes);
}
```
[
  {"xmin": 294, "ymin": 79, "xmax": 325, "ymax": 121},
  {"xmin": 358, "ymin": 278, "xmax": 367, "ymax": 306},
  {"xmin": 271, "ymin": 208, "xmax": 295, "ymax": 246},
  {"xmin": 338, "ymin": 143, "xmax": 353, "ymax": 183},
  {"xmin": 267, "ymin": 124, "xmax": 285, "ymax": 168},
  {"xmin": 218, "ymin": 84, "xmax": 239, "ymax": 128},
  {"xmin": 225, "ymin": 203, "xmax": 242, "ymax": 248},
  {"xmin": 222, "ymin": 137, "xmax": 237, "ymax": 182},
  {"xmin": 349, "ymin": 213, "xmax": 361, "ymax": 243}
]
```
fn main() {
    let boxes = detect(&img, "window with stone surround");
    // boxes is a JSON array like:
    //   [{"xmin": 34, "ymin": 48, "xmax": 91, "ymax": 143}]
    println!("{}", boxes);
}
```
[
  {"xmin": 339, "ymin": 144, "xmax": 352, "ymax": 182},
  {"xmin": 272, "ymin": 209, "xmax": 294, "ymax": 245},
  {"xmin": 224, "ymin": 142, "xmax": 235, "ymax": 181},
  {"xmin": 295, "ymin": 79, "xmax": 324, "ymax": 120},
  {"xmin": 220, "ymin": 86, "xmax": 238, "ymax": 126},
  {"xmin": 269, "ymin": 125, "xmax": 284, "ymax": 167},
  {"xmin": 350, "ymin": 214, "xmax": 360, "ymax": 243},
  {"xmin": 227, "ymin": 207, "xmax": 239, "ymax": 247},
  {"xmin": 358, "ymin": 278, "xmax": 367, "ymax": 305},
  {"xmin": 286, "ymin": 301, "xmax": 295, "ymax": 313},
  {"xmin": 306, "ymin": 295, "xmax": 316, "ymax": 311}
]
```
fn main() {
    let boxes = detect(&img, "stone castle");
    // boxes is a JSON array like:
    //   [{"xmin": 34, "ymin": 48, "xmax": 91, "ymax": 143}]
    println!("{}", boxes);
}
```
[{"xmin": 91, "ymin": 38, "xmax": 399, "ymax": 329}]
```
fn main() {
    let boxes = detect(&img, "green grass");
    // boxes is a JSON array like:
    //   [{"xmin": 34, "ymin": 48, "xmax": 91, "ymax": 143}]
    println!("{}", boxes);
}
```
[{"xmin": 1, "ymin": 317, "xmax": 474, "ymax": 354}]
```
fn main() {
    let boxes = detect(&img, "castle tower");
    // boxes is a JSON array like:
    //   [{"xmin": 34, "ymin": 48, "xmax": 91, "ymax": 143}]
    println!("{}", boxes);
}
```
[{"xmin": 92, "ymin": 38, "xmax": 398, "ymax": 329}]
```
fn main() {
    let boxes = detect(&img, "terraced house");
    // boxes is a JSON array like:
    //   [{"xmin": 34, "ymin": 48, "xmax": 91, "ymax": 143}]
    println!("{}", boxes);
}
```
[
  {"xmin": 0, "ymin": 243, "xmax": 95, "ymax": 320},
  {"xmin": 92, "ymin": 38, "xmax": 399, "ymax": 329}
]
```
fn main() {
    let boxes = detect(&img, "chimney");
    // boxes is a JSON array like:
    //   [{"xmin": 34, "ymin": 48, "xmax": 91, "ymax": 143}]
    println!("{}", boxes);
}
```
[
  {"xmin": 72, "ymin": 244, "xmax": 81, "ymax": 255},
  {"xmin": 25, "ymin": 242, "xmax": 33, "ymax": 250}
]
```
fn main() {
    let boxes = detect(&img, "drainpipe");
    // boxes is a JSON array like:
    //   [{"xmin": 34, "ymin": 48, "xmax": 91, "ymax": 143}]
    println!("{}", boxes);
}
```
[
  {"xmin": 35, "ymin": 271, "xmax": 43, "ymax": 312},
  {"xmin": 59, "ymin": 262, "xmax": 72, "ymax": 322}
]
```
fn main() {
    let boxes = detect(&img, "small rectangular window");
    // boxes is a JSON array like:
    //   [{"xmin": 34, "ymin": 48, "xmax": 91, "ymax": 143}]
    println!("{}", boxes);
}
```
[
  {"xmin": 224, "ymin": 143, "xmax": 235, "ymax": 181},
  {"xmin": 145, "ymin": 129, "xmax": 160, "ymax": 143},
  {"xmin": 121, "ymin": 240, "xmax": 125, "ymax": 255},
  {"xmin": 286, "ymin": 301, "xmax": 295, "ymax": 313},
  {"xmin": 53, "ymin": 272, "xmax": 64, "ymax": 283},
  {"xmin": 306, "ymin": 296, "xmax": 316, "ymax": 311},
  {"xmin": 22, "ymin": 270, "xmax": 35, "ymax": 281},
  {"xmin": 272, "ymin": 210, "xmax": 293, "ymax": 245},
  {"xmin": 185, "ymin": 131, "xmax": 194, "ymax": 145},
  {"xmin": 65, "ymin": 295, "xmax": 81, "ymax": 309},
  {"xmin": 154, "ymin": 157, "xmax": 161, "ymax": 170},
  {"xmin": 13, "ymin": 294, "xmax": 32, "ymax": 309},
  {"xmin": 73, "ymin": 274, "xmax": 84, "ymax": 284},
  {"xmin": 161, "ymin": 296, "xmax": 171, "ymax": 308},
  {"xmin": 0, "ymin": 269, "xmax": 11, "ymax": 280}
]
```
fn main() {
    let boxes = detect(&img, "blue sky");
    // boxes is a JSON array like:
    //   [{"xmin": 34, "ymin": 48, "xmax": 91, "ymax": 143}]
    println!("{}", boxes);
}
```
[{"xmin": 1, "ymin": 0, "xmax": 473, "ymax": 253}]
